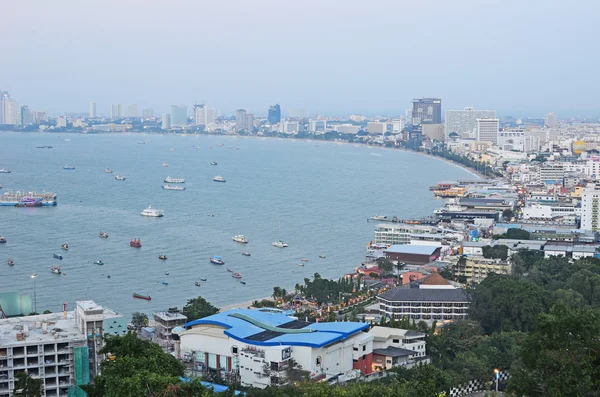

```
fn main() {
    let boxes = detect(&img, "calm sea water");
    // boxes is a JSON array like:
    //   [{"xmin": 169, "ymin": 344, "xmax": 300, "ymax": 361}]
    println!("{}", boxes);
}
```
[{"xmin": 0, "ymin": 132, "xmax": 474, "ymax": 318}]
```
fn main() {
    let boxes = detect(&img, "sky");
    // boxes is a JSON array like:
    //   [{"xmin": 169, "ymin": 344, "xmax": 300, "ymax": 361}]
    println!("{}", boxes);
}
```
[{"xmin": 1, "ymin": 0, "xmax": 599, "ymax": 118}]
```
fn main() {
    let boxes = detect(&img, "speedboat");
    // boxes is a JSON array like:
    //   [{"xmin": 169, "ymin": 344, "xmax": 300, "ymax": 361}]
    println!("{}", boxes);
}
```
[
  {"xmin": 99, "ymin": 231, "xmax": 109, "ymax": 238},
  {"xmin": 162, "ymin": 163, "xmax": 169, "ymax": 167},
  {"xmin": 164, "ymin": 176, "xmax": 185, "ymax": 183},
  {"xmin": 213, "ymin": 175, "xmax": 226, "ymax": 182},
  {"xmin": 115, "ymin": 174, "xmax": 126, "ymax": 180},
  {"xmin": 195, "ymin": 281, "xmax": 201, "ymax": 287},
  {"xmin": 210, "ymin": 161, "xmax": 217, "ymax": 166},
  {"xmin": 63, "ymin": 165, "xmax": 76, "ymax": 170},
  {"xmin": 242, "ymin": 252, "xmax": 251, "ymax": 257},
  {"xmin": 232, "ymin": 235, "xmax": 248, "ymax": 244},
  {"xmin": 0, "ymin": 236, "xmax": 6, "ymax": 244},
  {"xmin": 7, "ymin": 259, "xmax": 14, "ymax": 266},
  {"xmin": 93, "ymin": 260, "xmax": 104, "ymax": 265},
  {"xmin": 53, "ymin": 253, "xmax": 63, "ymax": 260},
  {"xmin": 200, "ymin": 277, "xmax": 207, "ymax": 281},
  {"xmin": 297, "ymin": 263, "xmax": 305, "ymax": 267},
  {"xmin": 51, "ymin": 266, "xmax": 61, "ymax": 274},
  {"xmin": 130, "ymin": 238, "xmax": 142, "ymax": 248},
  {"xmin": 272, "ymin": 240, "xmax": 288, "ymax": 248},
  {"xmin": 61, "ymin": 242, "xmax": 69, "ymax": 250},
  {"xmin": 158, "ymin": 254, "xmax": 167, "ymax": 260},
  {"xmin": 231, "ymin": 272, "xmax": 242, "ymax": 279},
  {"xmin": 162, "ymin": 184, "xmax": 185, "ymax": 191},
  {"xmin": 210, "ymin": 256, "xmax": 225, "ymax": 265},
  {"xmin": 104, "ymin": 168, "xmax": 113, "ymax": 173},
  {"xmin": 141, "ymin": 205, "xmax": 164, "ymax": 217},
  {"xmin": 0, "ymin": 168, "xmax": 11, "ymax": 173}
]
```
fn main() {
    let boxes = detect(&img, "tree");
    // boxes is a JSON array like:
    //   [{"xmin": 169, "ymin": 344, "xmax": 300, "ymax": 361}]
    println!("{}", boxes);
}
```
[
  {"xmin": 14, "ymin": 371, "xmax": 44, "ymax": 397},
  {"xmin": 181, "ymin": 296, "xmax": 219, "ymax": 321},
  {"xmin": 131, "ymin": 312, "xmax": 148, "ymax": 330},
  {"xmin": 376, "ymin": 257, "xmax": 395, "ymax": 275},
  {"xmin": 502, "ymin": 208, "xmax": 515, "ymax": 221}
]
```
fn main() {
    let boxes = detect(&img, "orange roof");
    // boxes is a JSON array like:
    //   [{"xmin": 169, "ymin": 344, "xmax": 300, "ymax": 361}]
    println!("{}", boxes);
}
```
[
  {"xmin": 401, "ymin": 272, "xmax": 426, "ymax": 284},
  {"xmin": 420, "ymin": 272, "xmax": 451, "ymax": 286}
]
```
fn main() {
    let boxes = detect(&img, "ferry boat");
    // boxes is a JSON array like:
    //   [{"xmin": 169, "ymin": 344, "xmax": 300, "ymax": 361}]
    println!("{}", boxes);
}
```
[
  {"xmin": 63, "ymin": 165, "xmax": 76, "ymax": 170},
  {"xmin": 232, "ymin": 235, "xmax": 248, "ymax": 244},
  {"xmin": 0, "ymin": 169, "xmax": 11, "ymax": 173},
  {"xmin": 242, "ymin": 252, "xmax": 251, "ymax": 256},
  {"xmin": 51, "ymin": 266, "xmax": 61, "ymax": 274},
  {"xmin": 272, "ymin": 240, "xmax": 288, "ymax": 248},
  {"xmin": 133, "ymin": 292, "xmax": 151, "ymax": 300},
  {"xmin": 210, "ymin": 256, "xmax": 225, "ymax": 265},
  {"xmin": 61, "ymin": 242, "xmax": 69, "ymax": 250},
  {"xmin": 213, "ymin": 176, "xmax": 226, "ymax": 182},
  {"xmin": 162, "ymin": 184, "xmax": 185, "ymax": 191},
  {"xmin": 141, "ymin": 205, "xmax": 164, "ymax": 217},
  {"xmin": 0, "ymin": 191, "xmax": 57, "ymax": 207},
  {"xmin": 7, "ymin": 259, "xmax": 14, "ymax": 266},
  {"xmin": 158, "ymin": 254, "xmax": 167, "ymax": 260},
  {"xmin": 99, "ymin": 231, "xmax": 109, "ymax": 238},
  {"xmin": 231, "ymin": 272, "xmax": 242, "ymax": 279},
  {"xmin": 104, "ymin": 168, "xmax": 113, "ymax": 173},
  {"xmin": 115, "ymin": 174, "xmax": 126, "ymax": 181},
  {"xmin": 53, "ymin": 253, "xmax": 63, "ymax": 260},
  {"xmin": 164, "ymin": 177, "xmax": 185, "ymax": 183},
  {"xmin": 211, "ymin": 161, "xmax": 217, "ymax": 166},
  {"xmin": 93, "ymin": 260, "xmax": 104, "ymax": 265},
  {"xmin": 162, "ymin": 163, "xmax": 169, "ymax": 167},
  {"xmin": 0, "ymin": 236, "xmax": 6, "ymax": 244},
  {"xmin": 130, "ymin": 238, "xmax": 142, "ymax": 248}
]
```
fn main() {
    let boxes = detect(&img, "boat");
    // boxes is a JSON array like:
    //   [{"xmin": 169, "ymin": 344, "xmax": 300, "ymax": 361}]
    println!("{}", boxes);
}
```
[
  {"xmin": 272, "ymin": 240, "xmax": 288, "ymax": 248},
  {"xmin": 141, "ymin": 205, "xmax": 164, "ymax": 217},
  {"xmin": 115, "ymin": 174, "xmax": 126, "ymax": 181},
  {"xmin": 14, "ymin": 197, "xmax": 43, "ymax": 207},
  {"xmin": 63, "ymin": 165, "xmax": 76, "ymax": 170},
  {"xmin": 0, "ymin": 191, "xmax": 57, "ymax": 207},
  {"xmin": 133, "ymin": 293, "xmax": 151, "ymax": 300},
  {"xmin": 300, "ymin": 258, "xmax": 309, "ymax": 262},
  {"xmin": 51, "ymin": 266, "xmax": 61, "ymax": 274},
  {"xmin": 61, "ymin": 242, "xmax": 69, "ymax": 250},
  {"xmin": 200, "ymin": 277, "xmax": 207, "ymax": 281},
  {"xmin": 162, "ymin": 163, "xmax": 169, "ymax": 167},
  {"xmin": 242, "ymin": 252, "xmax": 251, "ymax": 256},
  {"xmin": 104, "ymin": 168, "xmax": 113, "ymax": 173},
  {"xmin": 65, "ymin": 138, "xmax": 70, "ymax": 142},
  {"xmin": 195, "ymin": 281, "xmax": 201, "ymax": 287},
  {"xmin": 0, "ymin": 169, "xmax": 11, "ymax": 173},
  {"xmin": 99, "ymin": 231, "xmax": 109, "ymax": 238},
  {"xmin": 164, "ymin": 177, "xmax": 185, "ymax": 183},
  {"xmin": 232, "ymin": 235, "xmax": 248, "ymax": 244},
  {"xmin": 210, "ymin": 256, "xmax": 225, "ymax": 265},
  {"xmin": 319, "ymin": 255, "xmax": 326, "ymax": 258},
  {"xmin": 232, "ymin": 272, "xmax": 242, "ymax": 279},
  {"xmin": 53, "ymin": 254, "xmax": 63, "ymax": 260},
  {"xmin": 0, "ymin": 236, "xmax": 6, "ymax": 244},
  {"xmin": 162, "ymin": 281, "xmax": 169, "ymax": 285},
  {"xmin": 297, "ymin": 263, "xmax": 305, "ymax": 267},
  {"xmin": 7, "ymin": 259, "xmax": 14, "ymax": 266},
  {"xmin": 165, "ymin": 272, "xmax": 170, "ymax": 275},
  {"xmin": 240, "ymin": 281, "xmax": 246, "ymax": 285},
  {"xmin": 158, "ymin": 254, "xmax": 167, "ymax": 260},
  {"xmin": 162, "ymin": 184, "xmax": 185, "ymax": 191},
  {"xmin": 93, "ymin": 260, "xmax": 104, "ymax": 265},
  {"xmin": 130, "ymin": 238, "xmax": 142, "ymax": 248},
  {"xmin": 213, "ymin": 176, "xmax": 226, "ymax": 182},
  {"xmin": 371, "ymin": 215, "xmax": 387, "ymax": 221},
  {"xmin": 226, "ymin": 268, "xmax": 232, "ymax": 272},
  {"xmin": 210, "ymin": 161, "xmax": 217, "ymax": 166}
]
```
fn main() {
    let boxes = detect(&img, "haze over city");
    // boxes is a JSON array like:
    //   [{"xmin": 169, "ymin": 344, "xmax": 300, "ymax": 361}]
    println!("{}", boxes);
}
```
[{"xmin": 2, "ymin": 0, "xmax": 600, "ymax": 117}]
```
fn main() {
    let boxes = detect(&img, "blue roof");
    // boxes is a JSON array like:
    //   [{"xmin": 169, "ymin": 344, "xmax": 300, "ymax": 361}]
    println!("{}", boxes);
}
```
[
  {"xmin": 179, "ymin": 378, "xmax": 243, "ymax": 395},
  {"xmin": 384, "ymin": 245, "xmax": 439, "ymax": 255},
  {"xmin": 184, "ymin": 308, "xmax": 368, "ymax": 348}
]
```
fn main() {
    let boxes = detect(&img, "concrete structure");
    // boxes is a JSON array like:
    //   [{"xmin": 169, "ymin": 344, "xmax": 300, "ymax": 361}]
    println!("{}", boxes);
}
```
[
  {"xmin": 445, "ymin": 107, "xmax": 496, "ymax": 138},
  {"xmin": 476, "ymin": 118, "xmax": 499, "ymax": 145},
  {"xmin": 544, "ymin": 112, "xmax": 557, "ymax": 128},
  {"xmin": 89, "ymin": 102, "xmax": 96, "ymax": 118},
  {"xmin": 235, "ymin": 109, "xmax": 247, "ymax": 131},
  {"xmin": 335, "ymin": 124, "xmax": 360, "ymax": 134},
  {"xmin": 177, "ymin": 308, "xmax": 373, "ymax": 388},
  {"xmin": 170, "ymin": 105, "xmax": 187, "ymax": 127},
  {"xmin": 369, "ymin": 326, "xmax": 429, "ymax": 370},
  {"xmin": 142, "ymin": 108, "xmax": 154, "ymax": 118},
  {"xmin": 383, "ymin": 245, "xmax": 441, "ymax": 265},
  {"xmin": 374, "ymin": 224, "xmax": 443, "ymax": 246},
  {"xmin": 451, "ymin": 256, "xmax": 511, "ymax": 284},
  {"xmin": 110, "ymin": 104, "xmax": 124, "ymax": 119},
  {"xmin": 126, "ymin": 104, "xmax": 138, "ymax": 118},
  {"xmin": 268, "ymin": 104, "xmax": 281, "ymax": 124},
  {"xmin": 412, "ymin": 98, "xmax": 441, "ymax": 125},
  {"xmin": 1, "ymin": 93, "xmax": 20, "ymax": 125},
  {"xmin": 194, "ymin": 104, "xmax": 207, "ymax": 126},
  {"xmin": 366, "ymin": 121, "xmax": 386, "ymax": 134},
  {"xmin": 582, "ymin": 184, "xmax": 600, "ymax": 231},
  {"xmin": 0, "ymin": 301, "xmax": 125, "ymax": 397},
  {"xmin": 308, "ymin": 120, "xmax": 326, "ymax": 132},
  {"xmin": 422, "ymin": 124, "xmax": 444, "ymax": 141},
  {"xmin": 161, "ymin": 113, "xmax": 171, "ymax": 130},
  {"xmin": 280, "ymin": 121, "xmax": 301, "ymax": 134},
  {"xmin": 20, "ymin": 106, "xmax": 33, "ymax": 125},
  {"xmin": 246, "ymin": 113, "xmax": 255, "ymax": 132},
  {"xmin": 153, "ymin": 311, "xmax": 187, "ymax": 350}
]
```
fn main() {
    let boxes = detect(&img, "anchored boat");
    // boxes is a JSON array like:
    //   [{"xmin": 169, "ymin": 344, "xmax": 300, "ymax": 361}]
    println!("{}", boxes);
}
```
[
  {"xmin": 210, "ymin": 256, "xmax": 225, "ymax": 265},
  {"xmin": 130, "ymin": 238, "xmax": 142, "ymax": 248},
  {"xmin": 133, "ymin": 293, "xmax": 151, "ymax": 300},
  {"xmin": 53, "ymin": 253, "xmax": 63, "ymax": 260}
]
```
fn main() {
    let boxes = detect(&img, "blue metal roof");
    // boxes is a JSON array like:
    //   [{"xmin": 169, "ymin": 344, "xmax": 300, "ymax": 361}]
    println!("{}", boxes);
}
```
[
  {"xmin": 184, "ymin": 308, "xmax": 369, "ymax": 348},
  {"xmin": 179, "ymin": 377, "xmax": 243, "ymax": 395}
]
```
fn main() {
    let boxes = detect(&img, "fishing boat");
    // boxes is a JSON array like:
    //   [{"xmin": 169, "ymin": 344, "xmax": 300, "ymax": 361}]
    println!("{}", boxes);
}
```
[
  {"xmin": 210, "ymin": 161, "xmax": 217, "ymax": 166},
  {"xmin": 130, "ymin": 238, "xmax": 142, "ymax": 248},
  {"xmin": 7, "ymin": 259, "xmax": 14, "ymax": 266},
  {"xmin": 51, "ymin": 266, "xmax": 61, "ymax": 274},
  {"xmin": 141, "ymin": 205, "xmax": 164, "ymax": 217},
  {"xmin": 61, "ymin": 242, "xmax": 69, "ymax": 250},
  {"xmin": 162, "ymin": 163, "xmax": 169, "ymax": 167},
  {"xmin": 164, "ymin": 176, "xmax": 185, "ymax": 183},
  {"xmin": 115, "ymin": 174, "xmax": 126, "ymax": 181},
  {"xmin": 0, "ymin": 168, "xmax": 11, "ymax": 173},
  {"xmin": 272, "ymin": 240, "xmax": 288, "ymax": 248},
  {"xmin": 104, "ymin": 168, "xmax": 113, "ymax": 173},
  {"xmin": 133, "ymin": 293, "xmax": 151, "ymax": 300},
  {"xmin": 213, "ymin": 175, "xmax": 226, "ymax": 182},
  {"xmin": 200, "ymin": 277, "xmax": 207, "ymax": 281},
  {"xmin": 99, "ymin": 231, "xmax": 109, "ymax": 238},
  {"xmin": 232, "ymin": 272, "xmax": 242, "ymax": 279},
  {"xmin": 195, "ymin": 281, "xmax": 201, "ymax": 287},
  {"xmin": 0, "ymin": 236, "xmax": 6, "ymax": 244},
  {"xmin": 210, "ymin": 256, "xmax": 225, "ymax": 265},
  {"xmin": 93, "ymin": 260, "xmax": 104, "ymax": 265},
  {"xmin": 242, "ymin": 252, "xmax": 251, "ymax": 257},
  {"xmin": 53, "ymin": 253, "xmax": 63, "ymax": 260},
  {"xmin": 319, "ymin": 255, "xmax": 326, "ymax": 258},
  {"xmin": 162, "ymin": 184, "xmax": 185, "ymax": 191},
  {"xmin": 158, "ymin": 254, "xmax": 167, "ymax": 260},
  {"xmin": 63, "ymin": 165, "xmax": 76, "ymax": 170},
  {"xmin": 232, "ymin": 235, "xmax": 248, "ymax": 244}
]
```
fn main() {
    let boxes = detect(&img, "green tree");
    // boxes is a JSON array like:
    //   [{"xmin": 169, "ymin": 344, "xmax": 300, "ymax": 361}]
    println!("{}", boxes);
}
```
[
  {"xmin": 181, "ymin": 296, "xmax": 219, "ymax": 321},
  {"xmin": 376, "ymin": 257, "xmax": 395, "ymax": 275},
  {"xmin": 14, "ymin": 371, "xmax": 44, "ymax": 397},
  {"xmin": 131, "ymin": 312, "xmax": 148, "ymax": 330}
]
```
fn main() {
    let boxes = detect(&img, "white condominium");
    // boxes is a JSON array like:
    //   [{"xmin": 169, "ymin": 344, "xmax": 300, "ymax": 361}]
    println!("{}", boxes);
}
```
[
  {"xmin": 581, "ymin": 184, "xmax": 600, "ymax": 231},
  {"xmin": 476, "ymin": 118, "xmax": 499, "ymax": 145}
]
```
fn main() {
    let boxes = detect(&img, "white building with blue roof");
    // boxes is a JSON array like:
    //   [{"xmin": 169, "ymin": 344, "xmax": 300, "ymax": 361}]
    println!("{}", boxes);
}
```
[{"xmin": 176, "ymin": 308, "xmax": 374, "ymax": 388}]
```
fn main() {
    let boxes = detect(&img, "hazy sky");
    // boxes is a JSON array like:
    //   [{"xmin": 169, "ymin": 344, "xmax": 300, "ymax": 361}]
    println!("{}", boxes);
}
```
[{"xmin": 1, "ymin": 0, "xmax": 599, "ymax": 117}]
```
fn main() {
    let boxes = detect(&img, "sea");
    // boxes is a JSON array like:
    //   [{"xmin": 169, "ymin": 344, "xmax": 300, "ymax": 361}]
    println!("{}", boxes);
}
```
[{"xmin": 0, "ymin": 132, "xmax": 475, "ymax": 318}]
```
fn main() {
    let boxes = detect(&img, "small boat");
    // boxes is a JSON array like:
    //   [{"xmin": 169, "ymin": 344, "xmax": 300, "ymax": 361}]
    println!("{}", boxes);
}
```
[
  {"xmin": 7, "ymin": 259, "xmax": 14, "ymax": 266},
  {"xmin": 200, "ymin": 277, "xmax": 207, "ymax": 281},
  {"xmin": 272, "ymin": 240, "xmax": 288, "ymax": 248},
  {"xmin": 0, "ymin": 168, "xmax": 11, "ymax": 173},
  {"xmin": 195, "ymin": 281, "xmax": 201, "ymax": 287},
  {"xmin": 51, "ymin": 266, "xmax": 61, "ymax": 274},
  {"xmin": 319, "ymin": 255, "xmax": 326, "ymax": 258},
  {"xmin": 107, "ymin": 275, "xmax": 111, "ymax": 278},
  {"xmin": 240, "ymin": 281, "xmax": 246, "ymax": 285},
  {"xmin": 53, "ymin": 254, "xmax": 63, "ymax": 260},
  {"xmin": 226, "ymin": 268, "xmax": 232, "ymax": 272},
  {"xmin": 165, "ymin": 272, "xmax": 170, "ymax": 275},
  {"xmin": 93, "ymin": 260, "xmax": 104, "ymax": 265},
  {"xmin": 158, "ymin": 254, "xmax": 167, "ymax": 260},
  {"xmin": 210, "ymin": 256, "xmax": 225, "ymax": 265},
  {"xmin": 232, "ymin": 235, "xmax": 248, "ymax": 244},
  {"xmin": 210, "ymin": 161, "xmax": 217, "ymax": 166},
  {"xmin": 141, "ymin": 205, "xmax": 164, "ymax": 217},
  {"xmin": 99, "ymin": 231, "xmax": 109, "ymax": 239},
  {"xmin": 0, "ymin": 236, "xmax": 6, "ymax": 244},
  {"xmin": 162, "ymin": 184, "xmax": 185, "ymax": 191},
  {"xmin": 164, "ymin": 176, "xmax": 185, "ymax": 183},
  {"xmin": 133, "ymin": 292, "xmax": 151, "ymax": 300},
  {"xmin": 61, "ymin": 242, "xmax": 69, "ymax": 250},
  {"xmin": 371, "ymin": 215, "xmax": 387, "ymax": 221},
  {"xmin": 297, "ymin": 263, "xmax": 305, "ymax": 267},
  {"xmin": 65, "ymin": 138, "xmax": 70, "ymax": 142},
  {"xmin": 63, "ymin": 165, "xmax": 76, "ymax": 170},
  {"xmin": 162, "ymin": 281, "xmax": 169, "ymax": 285},
  {"xmin": 242, "ymin": 252, "xmax": 251, "ymax": 257},
  {"xmin": 130, "ymin": 238, "xmax": 142, "ymax": 248},
  {"xmin": 213, "ymin": 175, "xmax": 226, "ymax": 182},
  {"xmin": 115, "ymin": 174, "xmax": 126, "ymax": 181},
  {"xmin": 104, "ymin": 168, "xmax": 113, "ymax": 173},
  {"xmin": 232, "ymin": 272, "xmax": 242, "ymax": 279},
  {"xmin": 162, "ymin": 163, "xmax": 169, "ymax": 167},
  {"xmin": 300, "ymin": 258, "xmax": 309, "ymax": 262}
]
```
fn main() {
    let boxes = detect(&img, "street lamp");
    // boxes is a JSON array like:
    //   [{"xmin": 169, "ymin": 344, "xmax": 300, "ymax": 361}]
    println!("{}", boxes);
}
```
[
  {"xmin": 31, "ymin": 273, "xmax": 38, "ymax": 314},
  {"xmin": 494, "ymin": 368, "xmax": 500, "ymax": 392}
]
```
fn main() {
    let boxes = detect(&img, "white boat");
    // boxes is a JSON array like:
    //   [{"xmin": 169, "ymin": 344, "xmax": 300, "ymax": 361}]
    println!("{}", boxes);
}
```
[
  {"xmin": 213, "ymin": 176, "xmax": 226, "ymax": 182},
  {"xmin": 115, "ymin": 174, "xmax": 126, "ymax": 180},
  {"xmin": 162, "ymin": 163, "xmax": 169, "ymax": 167},
  {"xmin": 0, "ymin": 168, "xmax": 11, "ymax": 173},
  {"xmin": 371, "ymin": 215, "xmax": 387, "ymax": 221},
  {"xmin": 104, "ymin": 168, "xmax": 113, "ymax": 173},
  {"xmin": 272, "ymin": 240, "xmax": 288, "ymax": 248},
  {"xmin": 164, "ymin": 176, "xmax": 185, "ymax": 183},
  {"xmin": 210, "ymin": 161, "xmax": 217, "ymax": 166},
  {"xmin": 140, "ymin": 205, "xmax": 164, "ymax": 217},
  {"xmin": 51, "ymin": 266, "xmax": 61, "ymax": 274},
  {"xmin": 232, "ymin": 235, "xmax": 248, "ymax": 244},
  {"xmin": 162, "ymin": 184, "xmax": 185, "ymax": 191}
]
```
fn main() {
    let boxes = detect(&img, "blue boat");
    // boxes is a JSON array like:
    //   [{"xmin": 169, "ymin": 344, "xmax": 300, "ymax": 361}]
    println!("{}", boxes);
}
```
[
  {"xmin": 210, "ymin": 256, "xmax": 225, "ymax": 265},
  {"xmin": 63, "ymin": 165, "xmax": 76, "ymax": 170},
  {"xmin": 53, "ymin": 253, "xmax": 63, "ymax": 260}
]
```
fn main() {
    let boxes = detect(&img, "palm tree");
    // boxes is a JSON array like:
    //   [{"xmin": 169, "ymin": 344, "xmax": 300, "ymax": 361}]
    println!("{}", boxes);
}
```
[{"xmin": 272, "ymin": 286, "xmax": 282, "ymax": 301}]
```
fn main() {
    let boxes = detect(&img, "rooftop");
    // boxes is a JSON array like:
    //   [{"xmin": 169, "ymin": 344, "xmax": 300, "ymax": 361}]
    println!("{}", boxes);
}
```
[
  {"xmin": 369, "ymin": 326, "xmax": 425, "ymax": 341},
  {"xmin": 153, "ymin": 311, "xmax": 188, "ymax": 322},
  {"xmin": 384, "ymin": 245, "xmax": 439, "ymax": 256},
  {"xmin": 378, "ymin": 287, "xmax": 469, "ymax": 303},
  {"xmin": 0, "ymin": 311, "xmax": 85, "ymax": 347},
  {"xmin": 373, "ymin": 346, "xmax": 417, "ymax": 357}
]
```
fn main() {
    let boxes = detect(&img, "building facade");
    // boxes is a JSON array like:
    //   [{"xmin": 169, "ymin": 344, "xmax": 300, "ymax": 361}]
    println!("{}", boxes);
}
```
[
  {"xmin": 235, "ymin": 109, "xmax": 247, "ymax": 131},
  {"xmin": 161, "ymin": 113, "xmax": 171, "ymax": 129},
  {"xmin": 268, "ymin": 104, "xmax": 281, "ymax": 124},
  {"xmin": 475, "ymin": 118, "xmax": 499, "ymax": 145},
  {"xmin": 374, "ymin": 224, "xmax": 443, "ymax": 246},
  {"xmin": 369, "ymin": 326, "xmax": 429, "ymax": 371},
  {"xmin": 170, "ymin": 105, "xmax": 187, "ymax": 127},
  {"xmin": 89, "ymin": 102, "xmax": 96, "ymax": 118},
  {"xmin": 412, "ymin": 98, "xmax": 441, "ymax": 125},
  {"xmin": 445, "ymin": 107, "xmax": 496, "ymax": 139},
  {"xmin": 153, "ymin": 311, "xmax": 187, "ymax": 350},
  {"xmin": 581, "ymin": 184, "xmax": 600, "ymax": 231}
]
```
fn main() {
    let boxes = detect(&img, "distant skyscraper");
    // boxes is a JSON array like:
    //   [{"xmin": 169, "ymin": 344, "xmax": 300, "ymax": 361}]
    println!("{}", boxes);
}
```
[
  {"xmin": 126, "ymin": 104, "xmax": 138, "ymax": 118},
  {"xmin": 268, "ymin": 104, "xmax": 281, "ymax": 124},
  {"xmin": 544, "ymin": 112, "xmax": 557, "ymax": 128},
  {"xmin": 235, "ymin": 109, "xmax": 247, "ymax": 131},
  {"xmin": 476, "ymin": 118, "xmax": 499, "ymax": 145},
  {"xmin": 206, "ymin": 108, "xmax": 214, "ymax": 124},
  {"xmin": 110, "ymin": 104, "xmax": 124, "ymax": 119},
  {"xmin": 170, "ymin": 105, "xmax": 187, "ymax": 126},
  {"xmin": 142, "ymin": 108, "xmax": 154, "ymax": 118},
  {"xmin": 445, "ymin": 107, "xmax": 496, "ymax": 139},
  {"xmin": 412, "ymin": 98, "xmax": 441, "ymax": 125},
  {"xmin": 289, "ymin": 108, "xmax": 308, "ymax": 118},
  {"xmin": 161, "ymin": 113, "xmax": 171, "ymax": 129},
  {"xmin": 20, "ymin": 105, "xmax": 33, "ymax": 125},
  {"xmin": 194, "ymin": 104, "xmax": 206, "ymax": 126},
  {"xmin": 89, "ymin": 102, "xmax": 96, "ymax": 118},
  {"xmin": 246, "ymin": 113, "xmax": 255, "ymax": 132},
  {"xmin": 1, "ymin": 91, "xmax": 10, "ymax": 124}
]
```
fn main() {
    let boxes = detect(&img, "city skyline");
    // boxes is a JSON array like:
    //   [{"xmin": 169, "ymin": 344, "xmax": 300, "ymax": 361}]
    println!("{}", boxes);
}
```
[{"xmin": 1, "ymin": 0, "xmax": 600, "ymax": 117}]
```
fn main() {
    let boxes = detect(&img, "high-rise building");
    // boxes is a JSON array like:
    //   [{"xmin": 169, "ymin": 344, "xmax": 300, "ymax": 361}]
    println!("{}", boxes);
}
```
[
  {"xmin": 142, "ymin": 108, "xmax": 154, "ymax": 118},
  {"xmin": 110, "ymin": 104, "xmax": 124, "ymax": 119},
  {"xmin": 544, "ymin": 112, "xmax": 557, "ymax": 128},
  {"xmin": 412, "ymin": 98, "xmax": 441, "ymax": 125},
  {"xmin": 235, "ymin": 109, "xmax": 247, "ymax": 131},
  {"xmin": 20, "ymin": 105, "xmax": 33, "ymax": 125},
  {"xmin": 308, "ymin": 119, "xmax": 327, "ymax": 132},
  {"xmin": 289, "ymin": 108, "xmax": 308, "ymax": 118},
  {"xmin": 161, "ymin": 113, "xmax": 171, "ymax": 129},
  {"xmin": 170, "ymin": 105, "xmax": 187, "ymax": 126},
  {"xmin": 89, "ymin": 101, "xmax": 96, "ymax": 118},
  {"xmin": 126, "ymin": 104, "xmax": 138, "ymax": 118},
  {"xmin": 476, "ymin": 118, "xmax": 500, "ymax": 145},
  {"xmin": 581, "ymin": 184, "xmax": 600, "ymax": 231},
  {"xmin": 206, "ymin": 108, "xmax": 214, "ymax": 124},
  {"xmin": 0, "ymin": 91, "xmax": 5, "ymax": 124},
  {"xmin": 367, "ymin": 121, "xmax": 387, "ymax": 134},
  {"xmin": 268, "ymin": 104, "xmax": 281, "ymax": 124},
  {"xmin": 445, "ymin": 107, "xmax": 496, "ymax": 139},
  {"xmin": 246, "ymin": 113, "xmax": 255, "ymax": 132},
  {"xmin": 193, "ymin": 104, "xmax": 206, "ymax": 126}
]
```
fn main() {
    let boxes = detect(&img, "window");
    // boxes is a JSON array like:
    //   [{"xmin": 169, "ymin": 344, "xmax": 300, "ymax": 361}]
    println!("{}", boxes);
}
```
[
  {"xmin": 362, "ymin": 345, "xmax": 366, "ymax": 351},
  {"xmin": 392, "ymin": 339, "xmax": 400, "ymax": 344},
  {"xmin": 353, "ymin": 359, "xmax": 358, "ymax": 363},
  {"xmin": 316, "ymin": 356, "xmax": 322, "ymax": 367},
  {"xmin": 362, "ymin": 355, "xmax": 366, "ymax": 360},
  {"xmin": 231, "ymin": 346, "xmax": 238, "ymax": 355},
  {"xmin": 353, "ymin": 347, "xmax": 358, "ymax": 351}
]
